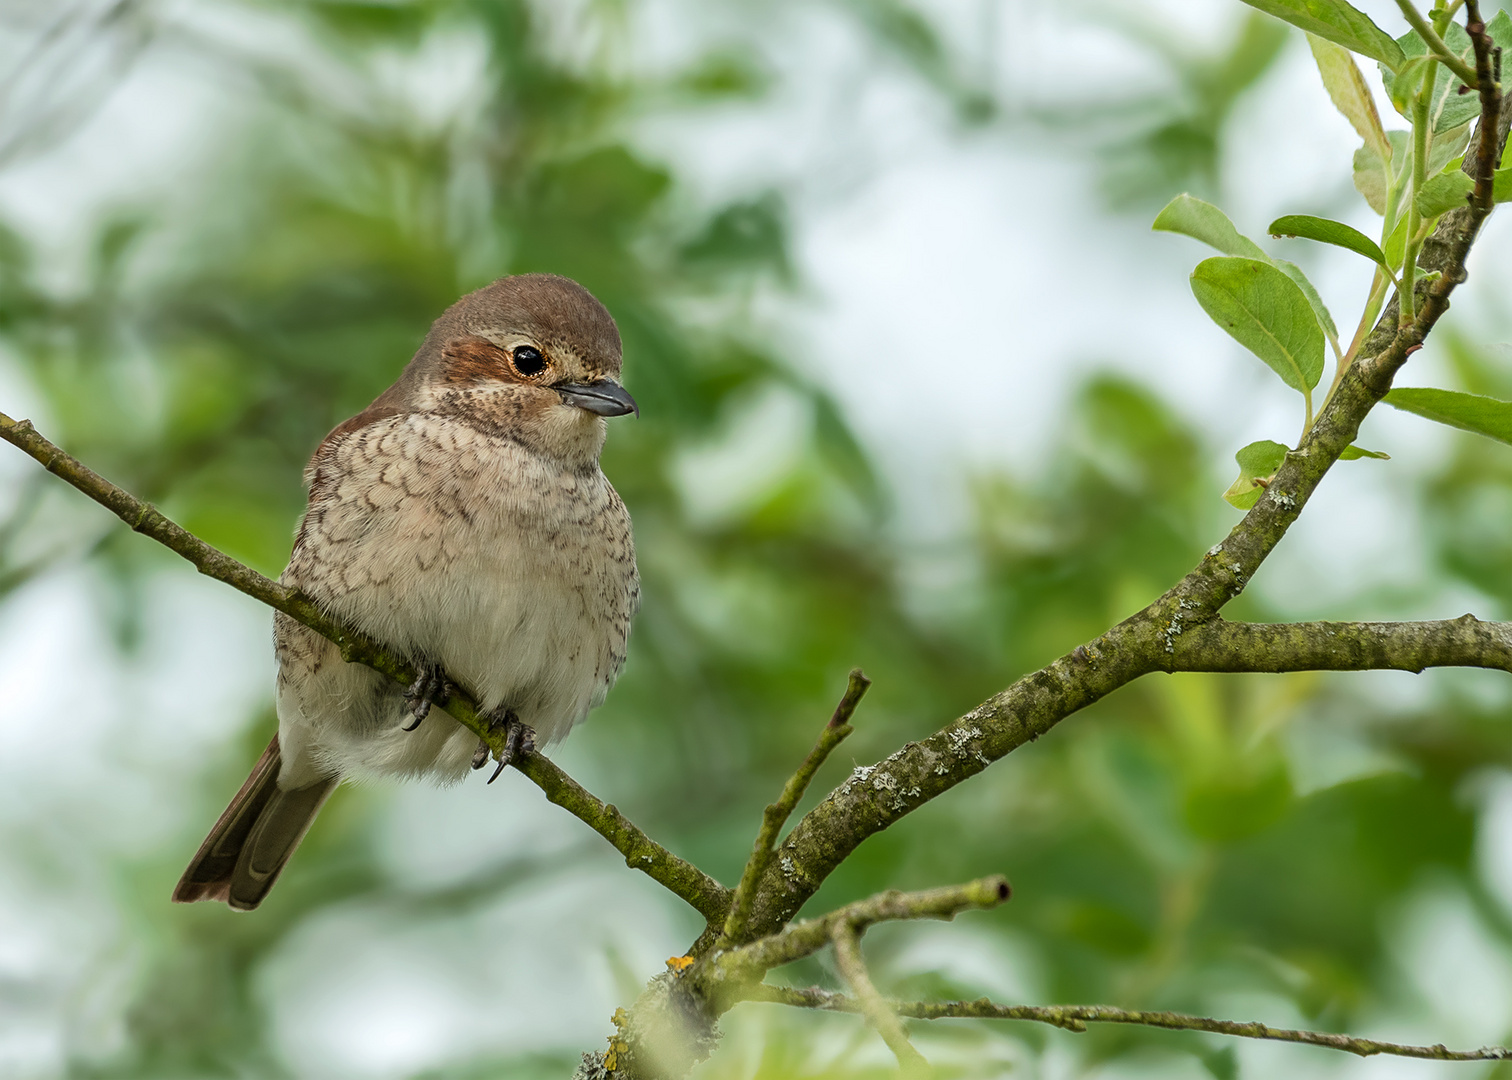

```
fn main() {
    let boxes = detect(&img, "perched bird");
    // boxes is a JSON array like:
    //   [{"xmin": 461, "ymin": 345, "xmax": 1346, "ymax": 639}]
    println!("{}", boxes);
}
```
[{"xmin": 173, "ymin": 274, "xmax": 640, "ymax": 910}]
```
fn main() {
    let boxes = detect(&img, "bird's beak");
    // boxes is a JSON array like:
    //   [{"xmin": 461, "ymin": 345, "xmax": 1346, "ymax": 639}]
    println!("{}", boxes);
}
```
[{"xmin": 555, "ymin": 379, "xmax": 638, "ymax": 418}]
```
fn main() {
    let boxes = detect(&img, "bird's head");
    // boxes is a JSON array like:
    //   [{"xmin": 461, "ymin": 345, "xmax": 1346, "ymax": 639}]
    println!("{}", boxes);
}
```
[{"xmin": 399, "ymin": 274, "xmax": 636, "ymax": 469}]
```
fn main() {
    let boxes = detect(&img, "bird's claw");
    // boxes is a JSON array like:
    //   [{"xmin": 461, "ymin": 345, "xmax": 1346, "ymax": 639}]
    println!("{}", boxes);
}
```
[
  {"xmin": 402, "ymin": 665, "xmax": 452, "ymax": 732},
  {"xmin": 470, "ymin": 707, "xmax": 535, "ymax": 783}
]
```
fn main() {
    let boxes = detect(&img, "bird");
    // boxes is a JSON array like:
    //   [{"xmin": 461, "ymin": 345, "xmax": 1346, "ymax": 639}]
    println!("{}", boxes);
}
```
[{"xmin": 172, "ymin": 273, "xmax": 640, "ymax": 911}]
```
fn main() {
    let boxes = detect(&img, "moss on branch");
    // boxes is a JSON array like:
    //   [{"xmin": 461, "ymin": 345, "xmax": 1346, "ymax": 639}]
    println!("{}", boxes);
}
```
[{"xmin": 1168, "ymin": 615, "xmax": 1512, "ymax": 673}]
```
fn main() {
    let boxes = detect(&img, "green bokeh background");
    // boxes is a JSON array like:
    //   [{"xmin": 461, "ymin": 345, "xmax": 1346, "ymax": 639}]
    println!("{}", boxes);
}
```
[{"xmin": 3, "ymin": 1, "xmax": 1512, "ymax": 1078}]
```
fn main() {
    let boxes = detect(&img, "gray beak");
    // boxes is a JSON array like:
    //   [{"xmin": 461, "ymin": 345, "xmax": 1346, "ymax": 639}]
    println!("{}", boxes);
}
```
[{"xmin": 555, "ymin": 379, "xmax": 638, "ymax": 418}]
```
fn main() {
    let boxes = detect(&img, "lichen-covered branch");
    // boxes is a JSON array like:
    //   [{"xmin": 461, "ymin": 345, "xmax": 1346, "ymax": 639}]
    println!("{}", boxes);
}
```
[
  {"xmin": 717, "ymin": 669, "xmax": 870, "ymax": 949},
  {"xmin": 0, "ymin": 410, "xmax": 729, "ymax": 924},
  {"xmin": 734, "ymin": 39, "xmax": 1511, "ymax": 944},
  {"xmin": 741, "ymin": 986, "xmax": 1512, "ymax": 1062},
  {"xmin": 1167, "ymin": 615, "xmax": 1512, "ymax": 673}
]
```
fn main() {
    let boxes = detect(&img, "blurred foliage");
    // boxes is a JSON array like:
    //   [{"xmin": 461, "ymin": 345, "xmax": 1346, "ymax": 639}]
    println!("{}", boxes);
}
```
[
  {"xmin": 2, "ymin": 2, "xmax": 1512, "ymax": 1079},
  {"xmin": 1055, "ymin": 8, "xmax": 1289, "ymax": 207}
]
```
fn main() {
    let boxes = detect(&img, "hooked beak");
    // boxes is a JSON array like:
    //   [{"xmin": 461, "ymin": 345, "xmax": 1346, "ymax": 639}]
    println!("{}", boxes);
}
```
[{"xmin": 555, "ymin": 379, "xmax": 638, "ymax": 418}]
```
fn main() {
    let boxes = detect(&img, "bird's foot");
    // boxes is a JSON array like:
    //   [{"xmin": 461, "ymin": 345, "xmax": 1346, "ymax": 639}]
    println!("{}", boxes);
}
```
[
  {"xmin": 470, "ymin": 707, "xmax": 535, "ymax": 784},
  {"xmin": 402, "ymin": 665, "xmax": 453, "ymax": 732}
]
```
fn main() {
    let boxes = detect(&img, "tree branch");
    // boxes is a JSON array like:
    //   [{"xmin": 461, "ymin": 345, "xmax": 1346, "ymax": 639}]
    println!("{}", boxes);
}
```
[
  {"xmin": 733, "ymin": 27, "xmax": 1510, "ymax": 943},
  {"xmin": 691, "ymin": 876, "xmax": 1011, "ymax": 1011},
  {"xmin": 716, "ymin": 669, "xmax": 870, "ymax": 949},
  {"xmin": 831, "ymin": 922, "xmax": 931, "ymax": 1078},
  {"xmin": 0, "ymin": 410, "xmax": 730, "ymax": 924},
  {"xmin": 4, "ymin": 14, "xmax": 1510, "ymax": 1074},
  {"xmin": 1166, "ymin": 615, "xmax": 1512, "ymax": 673},
  {"xmin": 740, "ymin": 987, "xmax": 1512, "ymax": 1062}
]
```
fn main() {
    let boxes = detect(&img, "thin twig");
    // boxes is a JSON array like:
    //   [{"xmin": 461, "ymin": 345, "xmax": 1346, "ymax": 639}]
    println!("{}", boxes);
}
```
[
  {"xmin": 692, "ymin": 876, "xmax": 1010, "ymax": 1011},
  {"xmin": 831, "ymin": 922, "xmax": 931, "ymax": 1078},
  {"xmin": 0, "ymin": 410, "xmax": 731, "ymax": 923},
  {"xmin": 719, "ymin": 669, "xmax": 871, "ymax": 946},
  {"xmin": 740, "ymin": 986, "xmax": 1512, "ymax": 1062}
]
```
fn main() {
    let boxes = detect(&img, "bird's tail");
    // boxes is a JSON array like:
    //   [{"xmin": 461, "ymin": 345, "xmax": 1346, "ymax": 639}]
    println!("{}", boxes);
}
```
[{"xmin": 173, "ymin": 734, "xmax": 338, "ymax": 911}]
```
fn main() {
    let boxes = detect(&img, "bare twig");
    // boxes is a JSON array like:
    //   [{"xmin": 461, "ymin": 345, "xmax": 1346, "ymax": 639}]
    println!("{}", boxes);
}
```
[
  {"xmin": 0, "ymin": 410, "xmax": 731, "ymax": 923},
  {"xmin": 692, "ymin": 876, "xmax": 1010, "ymax": 1012},
  {"xmin": 740, "ymin": 986, "xmax": 1512, "ymax": 1062},
  {"xmin": 718, "ymin": 669, "xmax": 871, "ymax": 947},
  {"xmin": 831, "ymin": 922, "xmax": 931, "ymax": 1078}
]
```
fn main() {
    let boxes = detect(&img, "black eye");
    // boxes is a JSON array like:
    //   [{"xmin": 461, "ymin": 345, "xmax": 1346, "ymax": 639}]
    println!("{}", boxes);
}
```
[{"xmin": 512, "ymin": 345, "xmax": 547, "ymax": 376}]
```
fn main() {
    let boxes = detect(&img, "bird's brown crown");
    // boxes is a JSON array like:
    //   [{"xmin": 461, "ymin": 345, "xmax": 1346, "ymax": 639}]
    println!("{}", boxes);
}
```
[
  {"xmin": 326, "ymin": 274, "xmax": 629, "ymax": 471},
  {"xmin": 436, "ymin": 273, "xmax": 622, "ymax": 380}
]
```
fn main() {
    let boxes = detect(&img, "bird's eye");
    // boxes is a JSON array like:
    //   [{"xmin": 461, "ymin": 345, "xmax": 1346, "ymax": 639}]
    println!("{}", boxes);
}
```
[{"xmin": 512, "ymin": 345, "xmax": 547, "ymax": 377}]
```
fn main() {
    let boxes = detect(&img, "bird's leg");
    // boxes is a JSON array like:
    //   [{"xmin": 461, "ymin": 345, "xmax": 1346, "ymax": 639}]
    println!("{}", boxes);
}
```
[
  {"xmin": 402, "ymin": 664, "xmax": 453, "ymax": 732},
  {"xmin": 471, "ymin": 705, "xmax": 536, "ymax": 783},
  {"xmin": 492, "ymin": 719, "xmax": 535, "ymax": 784}
]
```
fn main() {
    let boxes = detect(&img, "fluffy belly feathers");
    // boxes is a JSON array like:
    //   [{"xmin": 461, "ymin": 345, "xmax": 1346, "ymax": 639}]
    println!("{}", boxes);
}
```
[{"xmin": 274, "ymin": 413, "xmax": 637, "ymax": 785}]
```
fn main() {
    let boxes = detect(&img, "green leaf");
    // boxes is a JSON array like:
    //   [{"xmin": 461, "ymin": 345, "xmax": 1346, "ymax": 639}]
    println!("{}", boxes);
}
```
[
  {"xmin": 1239, "ymin": 0, "xmax": 1404, "ymax": 70},
  {"xmin": 1273, "ymin": 259, "xmax": 1339, "ymax": 343},
  {"xmin": 1268, "ymin": 213, "xmax": 1390, "ymax": 272},
  {"xmin": 1384, "ymin": 53, "xmax": 1436, "ymax": 114},
  {"xmin": 1191, "ymin": 257, "xmax": 1326, "ymax": 393},
  {"xmin": 1352, "ymin": 144, "xmax": 1391, "ymax": 214},
  {"xmin": 1415, "ymin": 170, "xmax": 1474, "ymax": 217},
  {"xmin": 1154, "ymin": 197, "xmax": 1336, "ymax": 343},
  {"xmin": 1339, "ymin": 445, "xmax": 1390, "ymax": 459},
  {"xmin": 1224, "ymin": 439, "xmax": 1288, "ymax": 509},
  {"xmin": 1384, "ymin": 386, "xmax": 1512, "ymax": 443},
  {"xmin": 1307, "ymin": 34, "xmax": 1390, "ymax": 160},
  {"xmin": 1427, "ymin": 121, "xmax": 1472, "ymax": 176},
  {"xmin": 1490, "ymin": 11, "xmax": 1512, "ymax": 58},
  {"xmin": 1381, "ymin": 22, "xmax": 1480, "ymax": 132},
  {"xmin": 1382, "ymin": 213, "xmax": 1409, "ymax": 268},
  {"xmin": 1494, "ymin": 167, "xmax": 1512, "ymax": 203},
  {"xmin": 1153, "ymin": 194, "xmax": 1268, "ymax": 259},
  {"xmin": 1490, "ymin": 10, "xmax": 1512, "ymax": 49}
]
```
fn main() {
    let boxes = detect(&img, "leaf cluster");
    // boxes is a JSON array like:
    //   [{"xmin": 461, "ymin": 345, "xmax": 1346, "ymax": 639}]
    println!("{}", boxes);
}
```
[{"xmin": 1157, "ymin": 0, "xmax": 1512, "ymax": 506}]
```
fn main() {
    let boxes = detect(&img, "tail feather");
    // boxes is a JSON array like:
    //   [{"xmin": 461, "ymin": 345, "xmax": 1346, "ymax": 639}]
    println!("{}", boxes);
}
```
[{"xmin": 173, "ymin": 734, "xmax": 338, "ymax": 911}]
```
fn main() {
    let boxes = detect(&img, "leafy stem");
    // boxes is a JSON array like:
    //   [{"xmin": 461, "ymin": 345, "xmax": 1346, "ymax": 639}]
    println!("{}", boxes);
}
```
[
  {"xmin": 1397, "ymin": 0, "xmax": 1481, "ymax": 87},
  {"xmin": 1400, "ymin": 58, "xmax": 1437, "ymax": 324}
]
